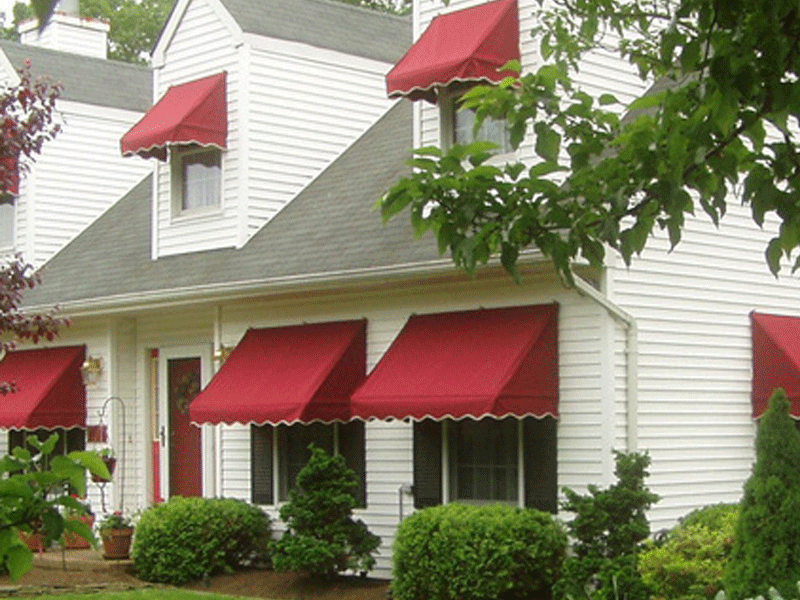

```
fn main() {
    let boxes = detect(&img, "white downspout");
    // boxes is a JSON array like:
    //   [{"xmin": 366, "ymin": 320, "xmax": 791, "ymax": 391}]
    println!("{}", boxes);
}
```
[{"xmin": 572, "ymin": 276, "xmax": 639, "ymax": 453}]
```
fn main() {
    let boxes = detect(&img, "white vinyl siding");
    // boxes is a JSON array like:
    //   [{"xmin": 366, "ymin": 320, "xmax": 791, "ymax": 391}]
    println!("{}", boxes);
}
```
[
  {"xmin": 245, "ymin": 42, "xmax": 395, "ymax": 240},
  {"xmin": 610, "ymin": 204, "xmax": 800, "ymax": 530},
  {"xmin": 17, "ymin": 101, "xmax": 150, "ymax": 267}
]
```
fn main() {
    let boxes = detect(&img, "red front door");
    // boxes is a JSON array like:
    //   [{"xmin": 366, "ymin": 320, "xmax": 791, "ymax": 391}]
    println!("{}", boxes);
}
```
[{"xmin": 168, "ymin": 357, "xmax": 202, "ymax": 497}]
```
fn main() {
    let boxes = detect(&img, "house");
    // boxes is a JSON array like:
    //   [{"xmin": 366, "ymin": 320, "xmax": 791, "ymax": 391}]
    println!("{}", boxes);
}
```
[
  {"xmin": 10, "ymin": 0, "xmax": 800, "ymax": 579},
  {"xmin": 0, "ymin": 10, "xmax": 152, "ymax": 266}
]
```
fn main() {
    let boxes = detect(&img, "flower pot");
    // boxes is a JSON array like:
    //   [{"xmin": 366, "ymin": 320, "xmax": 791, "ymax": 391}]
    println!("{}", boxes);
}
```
[
  {"xmin": 101, "ymin": 527, "xmax": 133, "ymax": 559},
  {"xmin": 92, "ymin": 456, "xmax": 116, "ymax": 483},
  {"xmin": 17, "ymin": 530, "xmax": 47, "ymax": 553},
  {"xmin": 64, "ymin": 514, "xmax": 94, "ymax": 549}
]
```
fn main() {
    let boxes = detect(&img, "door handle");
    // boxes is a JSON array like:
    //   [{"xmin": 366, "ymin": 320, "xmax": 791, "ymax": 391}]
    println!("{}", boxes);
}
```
[{"xmin": 160, "ymin": 425, "xmax": 166, "ymax": 447}]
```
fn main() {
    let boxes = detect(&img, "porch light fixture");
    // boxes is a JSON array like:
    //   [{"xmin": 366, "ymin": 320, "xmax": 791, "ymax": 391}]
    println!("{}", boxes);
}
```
[{"xmin": 81, "ymin": 356, "xmax": 102, "ymax": 385}]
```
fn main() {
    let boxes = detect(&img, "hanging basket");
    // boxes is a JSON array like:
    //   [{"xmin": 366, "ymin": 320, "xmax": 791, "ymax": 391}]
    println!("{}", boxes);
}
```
[{"xmin": 92, "ymin": 456, "xmax": 117, "ymax": 483}]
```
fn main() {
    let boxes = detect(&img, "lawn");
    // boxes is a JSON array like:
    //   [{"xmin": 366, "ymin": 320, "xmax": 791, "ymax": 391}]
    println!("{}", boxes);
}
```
[{"xmin": 33, "ymin": 590, "xmax": 252, "ymax": 600}]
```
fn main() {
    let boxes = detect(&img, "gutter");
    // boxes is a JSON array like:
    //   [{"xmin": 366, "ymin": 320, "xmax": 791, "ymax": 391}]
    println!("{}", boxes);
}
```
[
  {"xmin": 26, "ymin": 258, "xmax": 465, "ymax": 316},
  {"xmin": 572, "ymin": 276, "xmax": 639, "ymax": 453}
]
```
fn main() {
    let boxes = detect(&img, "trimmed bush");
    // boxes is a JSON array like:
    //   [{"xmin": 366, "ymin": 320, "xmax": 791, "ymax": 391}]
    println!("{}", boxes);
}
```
[
  {"xmin": 391, "ymin": 503, "xmax": 566, "ymax": 600},
  {"xmin": 725, "ymin": 389, "xmax": 800, "ymax": 599},
  {"xmin": 554, "ymin": 451, "xmax": 659, "ymax": 600},
  {"xmin": 132, "ymin": 496, "xmax": 271, "ymax": 584},
  {"xmin": 271, "ymin": 444, "xmax": 380, "ymax": 578},
  {"xmin": 639, "ymin": 503, "xmax": 738, "ymax": 600}
]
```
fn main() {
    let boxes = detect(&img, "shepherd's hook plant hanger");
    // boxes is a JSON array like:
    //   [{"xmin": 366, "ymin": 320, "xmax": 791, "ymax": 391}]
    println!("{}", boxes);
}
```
[{"xmin": 96, "ymin": 396, "xmax": 126, "ymax": 513}]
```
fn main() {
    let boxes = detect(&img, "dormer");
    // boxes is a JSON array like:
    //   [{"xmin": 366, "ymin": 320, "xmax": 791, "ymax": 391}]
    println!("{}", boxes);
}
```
[
  {"xmin": 386, "ymin": 0, "xmax": 520, "ymax": 152},
  {"xmin": 121, "ymin": 71, "xmax": 227, "ymax": 225},
  {"xmin": 122, "ymin": 0, "xmax": 409, "ymax": 260}
]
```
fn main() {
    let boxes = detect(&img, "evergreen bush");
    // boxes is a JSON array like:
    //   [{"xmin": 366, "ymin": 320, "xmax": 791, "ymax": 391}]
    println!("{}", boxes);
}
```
[
  {"xmin": 639, "ymin": 503, "xmax": 738, "ymax": 600},
  {"xmin": 724, "ymin": 389, "xmax": 800, "ymax": 599},
  {"xmin": 132, "ymin": 496, "xmax": 271, "ymax": 584},
  {"xmin": 270, "ymin": 444, "xmax": 380, "ymax": 578},
  {"xmin": 391, "ymin": 503, "xmax": 567, "ymax": 600},
  {"xmin": 554, "ymin": 451, "xmax": 659, "ymax": 600}
]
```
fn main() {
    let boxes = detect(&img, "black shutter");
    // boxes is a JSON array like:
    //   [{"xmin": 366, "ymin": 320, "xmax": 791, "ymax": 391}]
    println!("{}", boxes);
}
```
[
  {"xmin": 339, "ymin": 421, "xmax": 367, "ymax": 508},
  {"xmin": 8, "ymin": 430, "xmax": 23, "ymax": 453},
  {"xmin": 65, "ymin": 427, "xmax": 86, "ymax": 453},
  {"xmin": 523, "ymin": 416, "xmax": 558, "ymax": 513},
  {"xmin": 413, "ymin": 419, "xmax": 442, "ymax": 509},
  {"xmin": 251, "ymin": 424, "xmax": 273, "ymax": 505}
]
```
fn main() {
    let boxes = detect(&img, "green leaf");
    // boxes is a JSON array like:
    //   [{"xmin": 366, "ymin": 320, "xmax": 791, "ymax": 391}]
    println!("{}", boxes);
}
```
[
  {"xmin": 534, "ymin": 122, "xmax": 561, "ymax": 162},
  {"xmin": 598, "ymin": 93, "xmax": 618, "ymax": 106},
  {"xmin": 627, "ymin": 90, "xmax": 667, "ymax": 113},
  {"xmin": 500, "ymin": 242, "xmax": 520, "ymax": 283},
  {"xmin": 766, "ymin": 238, "xmax": 782, "ymax": 275},
  {"xmin": 528, "ymin": 161, "xmax": 565, "ymax": 178},
  {"xmin": 40, "ymin": 433, "xmax": 58, "ymax": 456},
  {"xmin": 6, "ymin": 543, "xmax": 32, "ymax": 582}
]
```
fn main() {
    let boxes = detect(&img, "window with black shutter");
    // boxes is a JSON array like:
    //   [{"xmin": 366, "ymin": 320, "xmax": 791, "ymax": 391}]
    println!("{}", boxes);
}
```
[
  {"xmin": 251, "ymin": 421, "xmax": 366, "ymax": 508},
  {"xmin": 412, "ymin": 416, "xmax": 557, "ymax": 511}
]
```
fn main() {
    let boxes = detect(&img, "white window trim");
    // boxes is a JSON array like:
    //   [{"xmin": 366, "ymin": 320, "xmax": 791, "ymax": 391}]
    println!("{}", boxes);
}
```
[{"xmin": 169, "ymin": 145, "xmax": 223, "ymax": 221}]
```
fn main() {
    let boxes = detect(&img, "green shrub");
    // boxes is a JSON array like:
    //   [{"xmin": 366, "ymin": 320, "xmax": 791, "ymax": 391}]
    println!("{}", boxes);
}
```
[
  {"xmin": 391, "ymin": 503, "xmax": 566, "ymax": 600},
  {"xmin": 725, "ymin": 389, "xmax": 800, "ymax": 600},
  {"xmin": 554, "ymin": 451, "xmax": 659, "ymax": 600},
  {"xmin": 639, "ymin": 503, "xmax": 738, "ymax": 600},
  {"xmin": 271, "ymin": 444, "xmax": 380, "ymax": 578},
  {"xmin": 132, "ymin": 496, "xmax": 271, "ymax": 584}
]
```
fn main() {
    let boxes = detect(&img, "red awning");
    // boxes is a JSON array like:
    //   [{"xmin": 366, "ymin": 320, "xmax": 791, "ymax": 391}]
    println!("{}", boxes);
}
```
[
  {"xmin": 351, "ymin": 304, "xmax": 558, "ymax": 421},
  {"xmin": 386, "ymin": 0, "xmax": 520, "ymax": 102},
  {"xmin": 189, "ymin": 320, "xmax": 366, "ymax": 426},
  {"xmin": 0, "ymin": 345, "xmax": 86, "ymax": 430},
  {"xmin": 752, "ymin": 311, "xmax": 800, "ymax": 418},
  {"xmin": 121, "ymin": 72, "xmax": 227, "ymax": 161}
]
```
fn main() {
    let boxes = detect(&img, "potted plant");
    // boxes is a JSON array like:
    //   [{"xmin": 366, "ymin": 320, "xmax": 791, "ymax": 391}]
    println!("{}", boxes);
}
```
[
  {"xmin": 98, "ymin": 510, "xmax": 134, "ymax": 559},
  {"xmin": 63, "ymin": 494, "xmax": 94, "ymax": 549},
  {"xmin": 92, "ymin": 447, "xmax": 116, "ymax": 483},
  {"xmin": 17, "ymin": 520, "xmax": 48, "ymax": 553}
]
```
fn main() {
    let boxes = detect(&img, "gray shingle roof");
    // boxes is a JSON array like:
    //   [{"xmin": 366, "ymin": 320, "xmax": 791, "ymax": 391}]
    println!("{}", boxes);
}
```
[
  {"xmin": 218, "ymin": 0, "xmax": 410, "ymax": 64},
  {"xmin": 24, "ymin": 101, "xmax": 443, "ymax": 309},
  {"xmin": 0, "ymin": 40, "xmax": 151, "ymax": 112}
]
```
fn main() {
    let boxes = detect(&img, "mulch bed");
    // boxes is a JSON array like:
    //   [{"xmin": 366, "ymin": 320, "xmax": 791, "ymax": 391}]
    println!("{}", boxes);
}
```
[{"xmin": 0, "ymin": 563, "xmax": 390, "ymax": 599}]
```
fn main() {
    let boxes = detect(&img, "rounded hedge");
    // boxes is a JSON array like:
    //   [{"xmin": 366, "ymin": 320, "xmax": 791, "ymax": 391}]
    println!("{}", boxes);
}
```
[
  {"xmin": 392, "ymin": 503, "xmax": 566, "ymax": 600},
  {"xmin": 131, "ymin": 496, "xmax": 271, "ymax": 584},
  {"xmin": 639, "ymin": 503, "xmax": 738, "ymax": 600}
]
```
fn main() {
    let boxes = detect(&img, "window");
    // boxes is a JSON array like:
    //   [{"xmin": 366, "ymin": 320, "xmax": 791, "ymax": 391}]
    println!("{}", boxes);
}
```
[
  {"xmin": 452, "ymin": 103, "xmax": 513, "ymax": 154},
  {"xmin": 172, "ymin": 146, "xmax": 221, "ymax": 214},
  {"xmin": 0, "ymin": 195, "xmax": 14, "ymax": 248},
  {"xmin": 449, "ymin": 418, "xmax": 518, "ymax": 503},
  {"xmin": 9, "ymin": 427, "xmax": 86, "ymax": 467},
  {"xmin": 413, "ymin": 416, "xmax": 557, "ymax": 511},
  {"xmin": 251, "ymin": 420, "xmax": 366, "ymax": 507},
  {"xmin": 442, "ymin": 90, "xmax": 514, "ymax": 155}
]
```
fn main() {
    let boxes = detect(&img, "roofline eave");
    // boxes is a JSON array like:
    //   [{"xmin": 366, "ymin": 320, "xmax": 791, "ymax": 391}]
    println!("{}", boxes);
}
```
[{"xmin": 28, "ymin": 252, "xmax": 551, "ymax": 318}]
